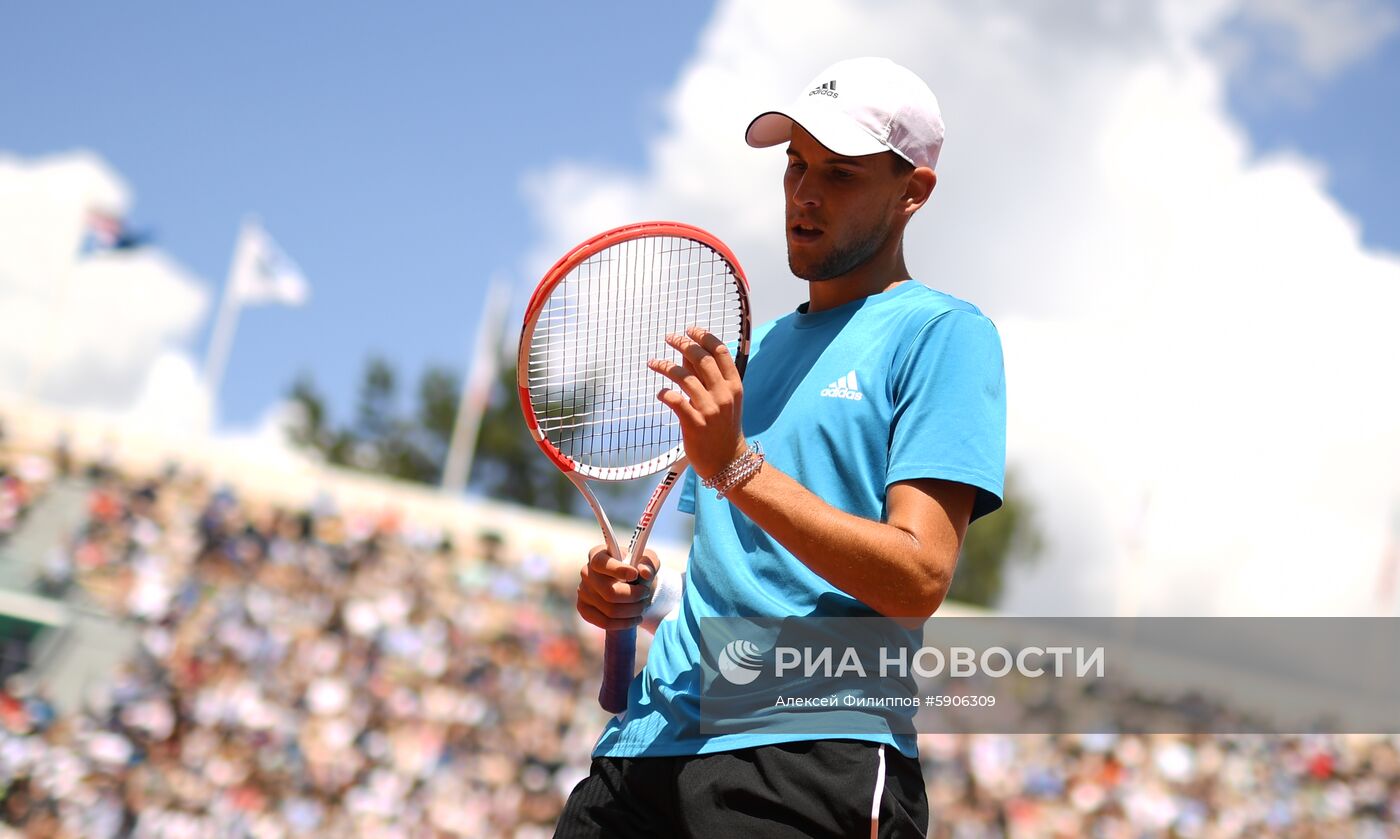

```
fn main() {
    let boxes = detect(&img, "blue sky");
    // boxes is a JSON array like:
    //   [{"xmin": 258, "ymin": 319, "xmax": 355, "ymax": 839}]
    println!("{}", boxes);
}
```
[
  {"xmin": 1225, "ymin": 19, "xmax": 1400, "ymax": 256},
  {"xmin": 1, "ymin": 2, "xmax": 1394, "ymax": 431},
  {"xmin": 5, "ymin": 2, "xmax": 1400, "ymax": 613},
  {"xmin": 1, "ymin": 2, "xmax": 713, "ymax": 428}
]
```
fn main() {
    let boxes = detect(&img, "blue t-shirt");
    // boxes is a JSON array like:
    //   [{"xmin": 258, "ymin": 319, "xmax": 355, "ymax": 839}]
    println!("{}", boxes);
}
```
[{"xmin": 593, "ymin": 280, "xmax": 1006, "ymax": 759}]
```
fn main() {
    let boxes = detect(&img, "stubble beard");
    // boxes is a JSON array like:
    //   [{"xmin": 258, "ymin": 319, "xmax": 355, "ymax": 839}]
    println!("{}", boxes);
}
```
[{"xmin": 787, "ymin": 215, "xmax": 894, "ymax": 282}]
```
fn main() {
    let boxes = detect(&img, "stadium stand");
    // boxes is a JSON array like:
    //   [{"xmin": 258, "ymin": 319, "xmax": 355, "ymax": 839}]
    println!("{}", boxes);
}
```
[{"xmin": 0, "ymin": 396, "xmax": 1398, "ymax": 837}]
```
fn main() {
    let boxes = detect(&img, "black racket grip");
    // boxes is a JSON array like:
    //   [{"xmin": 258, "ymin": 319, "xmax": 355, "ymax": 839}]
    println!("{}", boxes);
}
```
[{"xmin": 599, "ymin": 628, "xmax": 637, "ymax": 714}]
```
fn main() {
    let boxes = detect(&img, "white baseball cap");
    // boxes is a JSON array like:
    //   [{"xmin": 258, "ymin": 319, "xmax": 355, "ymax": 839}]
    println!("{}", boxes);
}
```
[{"xmin": 745, "ymin": 57, "xmax": 944, "ymax": 170}]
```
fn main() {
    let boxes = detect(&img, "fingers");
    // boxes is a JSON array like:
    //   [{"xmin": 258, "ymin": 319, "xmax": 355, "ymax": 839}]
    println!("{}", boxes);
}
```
[
  {"xmin": 648, "ymin": 359, "xmax": 717, "ymax": 421},
  {"xmin": 661, "ymin": 328, "xmax": 739, "ymax": 388},
  {"xmin": 688, "ymin": 327, "xmax": 742, "ymax": 385},
  {"xmin": 576, "ymin": 571, "xmax": 650, "ymax": 610},
  {"xmin": 646, "ymin": 358, "xmax": 711, "ymax": 411},
  {"xmin": 668, "ymin": 330, "xmax": 725, "ymax": 389},
  {"xmin": 648, "ymin": 328, "xmax": 738, "ymax": 409},
  {"xmin": 656, "ymin": 386, "xmax": 702, "ymax": 425},
  {"xmin": 578, "ymin": 545, "xmax": 659, "ymax": 631},
  {"xmin": 577, "ymin": 600, "xmax": 645, "ymax": 632},
  {"xmin": 634, "ymin": 548, "xmax": 659, "ymax": 583},
  {"xmin": 588, "ymin": 543, "xmax": 638, "ymax": 582}
]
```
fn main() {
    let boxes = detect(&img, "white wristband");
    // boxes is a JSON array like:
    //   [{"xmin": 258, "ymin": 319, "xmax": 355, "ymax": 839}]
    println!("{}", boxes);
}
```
[{"xmin": 640, "ymin": 566, "xmax": 684, "ymax": 634}]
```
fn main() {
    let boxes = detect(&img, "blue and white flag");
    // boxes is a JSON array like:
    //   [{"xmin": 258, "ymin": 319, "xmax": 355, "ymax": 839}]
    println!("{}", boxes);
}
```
[{"xmin": 79, "ymin": 208, "xmax": 148, "ymax": 256}]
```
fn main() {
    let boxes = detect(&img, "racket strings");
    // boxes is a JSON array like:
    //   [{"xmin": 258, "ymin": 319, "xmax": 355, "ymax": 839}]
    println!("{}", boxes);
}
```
[
  {"xmin": 526, "ymin": 315, "xmax": 744, "ymax": 372},
  {"xmin": 526, "ymin": 235, "xmax": 744, "ymax": 474}
]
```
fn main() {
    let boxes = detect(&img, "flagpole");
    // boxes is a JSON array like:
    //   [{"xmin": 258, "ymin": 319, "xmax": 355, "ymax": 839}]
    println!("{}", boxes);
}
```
[
  {"xmin": 441, "ymin": 277, "xmax": 511, "ymax": 494},
  {"xmin": 202, "ymin": 216, "xmax": 253, "ymax": 429}
]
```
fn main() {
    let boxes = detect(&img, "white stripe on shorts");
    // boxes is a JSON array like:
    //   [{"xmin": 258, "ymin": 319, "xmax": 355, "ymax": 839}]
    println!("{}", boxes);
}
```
[{"xmin": 868, "ymin": 744, "xmax": 887, "ymax": 838}]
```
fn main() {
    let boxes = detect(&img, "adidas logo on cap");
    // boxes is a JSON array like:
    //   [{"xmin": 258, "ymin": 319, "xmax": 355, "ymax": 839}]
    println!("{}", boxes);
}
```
[{"xmin": 820, "ymin": 370, "xmax": 863, "ymax": 401}]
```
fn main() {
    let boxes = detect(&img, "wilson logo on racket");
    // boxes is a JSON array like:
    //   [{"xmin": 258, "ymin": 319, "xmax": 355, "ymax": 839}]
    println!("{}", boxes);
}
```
[
  {"xmin": 717, "ymin": 639, "xmax": 766, "ymax": 685},
  {"xmin": 819, "ymin": 370, "xmax": 864, "ymax": 401},
  {"xmin": 631, "ymin": 472, "xmax": 681, "ymax": 537}
]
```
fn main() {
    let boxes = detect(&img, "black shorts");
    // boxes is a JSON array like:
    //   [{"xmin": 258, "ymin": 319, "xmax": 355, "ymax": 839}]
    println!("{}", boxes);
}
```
[{"xmin": 555, "ymin": 739, "xmax": 929, "ymax": 838}]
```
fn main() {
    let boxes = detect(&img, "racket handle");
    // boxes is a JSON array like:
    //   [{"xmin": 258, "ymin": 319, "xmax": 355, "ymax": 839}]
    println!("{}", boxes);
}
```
[{"xmin": 599, "ymin": 628, "xmax": 637, "ymax": 714}]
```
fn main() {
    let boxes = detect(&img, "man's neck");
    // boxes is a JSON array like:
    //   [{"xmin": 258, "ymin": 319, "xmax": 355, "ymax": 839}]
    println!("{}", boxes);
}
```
[{"xmin": 805, "ymin": 247, "xmax": 911, "ymax": 313}]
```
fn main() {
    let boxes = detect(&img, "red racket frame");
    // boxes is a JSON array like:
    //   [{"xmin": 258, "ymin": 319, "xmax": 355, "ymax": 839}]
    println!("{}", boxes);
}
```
[{"xmin": 517, "ymin": 221, "xmax": 751, "ymax": 714}]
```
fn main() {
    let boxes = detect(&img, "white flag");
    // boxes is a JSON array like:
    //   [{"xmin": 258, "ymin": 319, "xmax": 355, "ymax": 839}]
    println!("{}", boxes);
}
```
[{"xmin": 229, "ymin": 219, "xmax": 309, "ymax": 306}]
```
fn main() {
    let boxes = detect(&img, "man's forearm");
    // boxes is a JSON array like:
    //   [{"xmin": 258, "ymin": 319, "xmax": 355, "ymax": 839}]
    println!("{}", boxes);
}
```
[{"xmin": 722, "ymin": 465, "xmax": 958, "ymax": 618}]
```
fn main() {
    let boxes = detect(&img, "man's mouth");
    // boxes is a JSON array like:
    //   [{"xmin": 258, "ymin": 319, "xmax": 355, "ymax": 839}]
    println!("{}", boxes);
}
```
[{"xmin": 789, "ymin": 222, "xmax": 823, "ymax": 243}]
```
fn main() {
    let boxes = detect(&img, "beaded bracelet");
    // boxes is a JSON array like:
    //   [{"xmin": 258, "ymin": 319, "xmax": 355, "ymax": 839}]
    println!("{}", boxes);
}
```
[
  {"xmin": 702, "ymin": 442, "xmax": 760, "ymax": 492},
  {"xmin": 702, "ymin": 441, "xmax": 765, "ymax": 499}
]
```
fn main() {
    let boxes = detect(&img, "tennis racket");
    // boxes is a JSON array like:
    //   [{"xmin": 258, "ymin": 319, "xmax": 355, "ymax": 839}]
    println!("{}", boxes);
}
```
[{"xmin": 517, "ymin": 221, "xmax": 751, "ymax": 714}]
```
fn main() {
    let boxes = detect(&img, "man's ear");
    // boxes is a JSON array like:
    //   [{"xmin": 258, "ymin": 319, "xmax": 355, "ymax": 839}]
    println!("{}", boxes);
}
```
[{"xmin": 902, "ymin": 168, "xmax": 936, "ymax": 217}]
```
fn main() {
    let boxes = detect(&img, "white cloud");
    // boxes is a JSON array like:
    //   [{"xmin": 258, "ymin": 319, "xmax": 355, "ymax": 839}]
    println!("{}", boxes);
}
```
[
  {"xmin": 0, "ymin": 150, "xmax": 212, "ymax": 432},
  {"xmin": 127, "ymin": 350, "xmax": 212, "ymax": 437},
  {"xmin": 1236, "ymin": 0, "xmax": 1399, "ymax": 79},
  {"xmin": 521, "ymin": 0, "xmax": 1400, "ymax": 616},
  {"xmin": 1208, "ymin": 0, "xmax": 1399, "ymax": 106}
]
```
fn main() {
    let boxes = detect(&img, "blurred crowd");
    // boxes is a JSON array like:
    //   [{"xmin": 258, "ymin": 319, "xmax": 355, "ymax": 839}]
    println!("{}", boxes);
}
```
[
  {"xmin": 0, "ymin": 447, "xmax": 1396, "ymax": 837},
  {"xmin": 2, "ymin": 459, "xmax": 605, "ymax": 837},
  {"xmin": 0, "ymin": 468, "xmax": 33, "ymax": 544},
  {"xmin": 0, "ymin": 422, "xmax": 53, "ymax": 544},
  {"xmin": 921, "ymin": 731, "xmax": 1399, "ymax": 838}
]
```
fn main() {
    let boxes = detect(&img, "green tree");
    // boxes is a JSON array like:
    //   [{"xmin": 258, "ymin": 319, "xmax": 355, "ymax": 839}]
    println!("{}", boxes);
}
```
[
  {"xmin": 287, "ymin": 358, "xmax": 433, "ymax": 483},
  {"xmin": 287, "ymin": 374, "xmax": 330, "ymax": 452},
  {"xmin": 354, "ymin": 356, "xmax": 397, "ymax": 451},
  {"xmin": 287, "ymin": 374, "xmax": 355, "ymax": 464},
  {"xmin": 948, "ymin": 474, "xmax": 1041, "ymax": 607},
  {"xmin": 417, "ymin": 365, "xmax": 460, "ymax": 468},
  {"xmin": 286, "ymin": 357, "xmax": 1039, "ymax": 606},
  {"xmin": 470, "ymin": 361, "xmax": 581, "ymax": 514},
  {"xmin": 285, "ymin": 355, "xmax": 581, "ymax": 513}
]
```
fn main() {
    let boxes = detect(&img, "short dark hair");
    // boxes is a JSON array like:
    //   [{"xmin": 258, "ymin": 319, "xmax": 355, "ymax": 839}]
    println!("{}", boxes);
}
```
[{"xmin": 888, "ymin": 153, "xmax": 915, "ymax": 177}]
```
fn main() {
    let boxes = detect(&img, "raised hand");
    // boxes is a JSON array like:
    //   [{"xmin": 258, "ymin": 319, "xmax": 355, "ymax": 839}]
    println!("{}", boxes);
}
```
[{"xmin": 649, "ymin": 326, "xmax": 747, "ymax": 480}]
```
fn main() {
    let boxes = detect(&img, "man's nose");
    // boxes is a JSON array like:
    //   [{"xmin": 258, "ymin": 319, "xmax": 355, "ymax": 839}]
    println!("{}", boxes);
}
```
[{"xmin": 791, "ymin": 174, "xmax": 820, "ymax": 207}]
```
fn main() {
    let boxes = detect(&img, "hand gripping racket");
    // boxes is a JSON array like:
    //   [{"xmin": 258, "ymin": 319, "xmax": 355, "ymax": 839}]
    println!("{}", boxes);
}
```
[{"xmin": 518, "ymin": 221, "xmax": 750, "ymax": 714}]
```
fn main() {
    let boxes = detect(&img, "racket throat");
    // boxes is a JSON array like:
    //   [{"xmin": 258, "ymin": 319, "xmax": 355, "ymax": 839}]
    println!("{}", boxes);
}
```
[
  {"xmin": 572, "ymin": 461, "xmax": 688, "ymax": 568},
  {"xmin": 625, "ymin": 465, "xmax": 684, "ymax": 556},
  {"xmin": 569, "ymin": 472, "xmax": 623, "ymax": 562}
]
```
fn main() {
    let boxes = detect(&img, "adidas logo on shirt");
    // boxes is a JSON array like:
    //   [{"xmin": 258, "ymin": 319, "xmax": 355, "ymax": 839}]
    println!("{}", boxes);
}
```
[{"xmin": 820, "ymin": 370, "xmax": 864, "ymax": 401}]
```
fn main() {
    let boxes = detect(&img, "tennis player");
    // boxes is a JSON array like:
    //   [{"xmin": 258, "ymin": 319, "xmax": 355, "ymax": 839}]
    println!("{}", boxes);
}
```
[{"xmin": 559, "ymin": 57, "xmax": 1006, "ymax": 838}]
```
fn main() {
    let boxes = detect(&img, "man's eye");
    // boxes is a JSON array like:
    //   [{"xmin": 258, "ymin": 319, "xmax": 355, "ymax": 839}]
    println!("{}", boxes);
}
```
[{"xmin": 832, "ymin": 169, "xmax": 855, "ymax": 179}]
